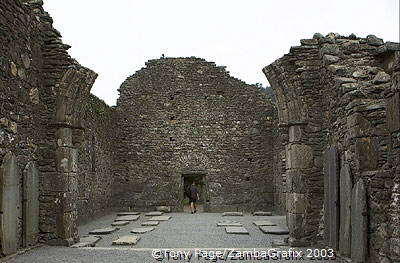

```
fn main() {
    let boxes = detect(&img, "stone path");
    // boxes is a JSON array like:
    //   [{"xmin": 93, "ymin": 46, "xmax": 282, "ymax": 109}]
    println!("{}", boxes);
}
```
[{"xmin": 6, "ymin": 212, "xmax": 335, "ymax": 263}]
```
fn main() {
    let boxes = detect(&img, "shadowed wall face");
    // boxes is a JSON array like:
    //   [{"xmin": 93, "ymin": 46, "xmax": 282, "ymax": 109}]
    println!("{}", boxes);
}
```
[{"xmin": 114, "ymin": 58, "xmax": 276, "ymax": 212}]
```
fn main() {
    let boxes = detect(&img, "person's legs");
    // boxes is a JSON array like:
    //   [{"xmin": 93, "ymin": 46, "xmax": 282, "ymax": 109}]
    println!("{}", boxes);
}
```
[
  {"xmin": 190, "ymin": 201, "xmax": 194, "ymax": 214},
  {"xmin": 193, "ymin": 201, "xmax": 197, "ymax": 213}
]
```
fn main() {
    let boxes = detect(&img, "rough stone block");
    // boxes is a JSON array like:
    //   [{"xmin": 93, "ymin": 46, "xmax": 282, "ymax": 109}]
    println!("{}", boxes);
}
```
[
  {"xmin": 148, "ymin": 216, "xmax": 171, "ymax": 221},
  {"xmin": 286, "ymin": 170, "xmax": 306, "ymax": 193},
  {"xmin": 142, "ymin": 221, "xmax": 159, "ymax": 226},
  {"xmin": 55, "ymin": 128, "xmax": 72, "ymax": 147},
  {"xmin": 339, "ymin": 163, "xmax": 352, "ymax": 257},
  {"xmin": 71, "ymin": 236, "xmax": 101, "ymax": 248},
  {"xmin": 89, "ymin": 227, "xmax": 118, "ymax": 235},
  {"xmin": 130, "ymin": 227, "xmax": 155, "ymax": 234},
  {"xmin": 23, "ymin": 162, "xmax": 39, "ymax": 247},
  {"xmin": 156, "ymin": 206, "xmax": 171, "ymax": 213},
  {"xmin": 351, "ymin": 179, "xmax": 368, "ymax": 263},
  {"xmin": 112, "ymin": 235, "xmax": 141, "ymax": 246},
  {"xmin": 111, "ymin": 221, "xmax": 130, "ymax": 226},
  {"xmin": 117, "ymin": 212, "xmax": 140, "ymax": 216},
  {"xmin": 115, "ymin": 215, "xmax": 140, "ymax": 221},
  {"xmin": 253, "ymin": 211, "xmax": 272, "ymax": 216},
  {"xmin": 217, "ymin": 220, "xmax": 242, "ymax": 227},
  {"xmin": 287, "ymin": 144, "xmax": 314, "ymax": 169},
  {"xmin": 253, "ymin": 220, "xmax": 276, "ymax": 226},
  {"xmin": 145, "ymin": 211, "xmax": 164, "ymax": 216},
  {"xmin": 0, "ymin": 153, "xmax": 20, "ymax": 255},
  {"xmin": 289, "ymin": 125, "xmax": 302, "ymax": 142},
  {"xmin": 222, "ymin": 212, "xmax": 243, "ymax": 216},
  {"xmin": 259, "ymin": 226, "xmax": 289, "ymax": 235},
  {"xmin": 287, "ymin": 213, "xmax": 304, "ymax": 238},
  {"xmin": 225, "ymin": 227, "xmax": 249, "ymax": 235}
]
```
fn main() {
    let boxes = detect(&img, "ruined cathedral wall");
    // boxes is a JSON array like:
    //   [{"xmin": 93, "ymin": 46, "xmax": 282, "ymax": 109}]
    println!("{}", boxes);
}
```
[
  {"xmin": 265, "ymin": 33, "xmax": 400, "ymax": 262},
  {"xmin": 75, "ymin": 95, "xmax": 116, "ymax": 224},
  {"xmin": 0, "ymin": 0, "xmax": 113, "ymax": 250},
  {"xmin": 114, "ymin": 57, "xmax": 275, "ymax": 212}
]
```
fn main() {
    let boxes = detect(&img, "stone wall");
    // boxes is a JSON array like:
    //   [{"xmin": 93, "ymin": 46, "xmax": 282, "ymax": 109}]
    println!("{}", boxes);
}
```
[
  {"xmin": 76, "ymin": 95, "xmax": 116, "ymax": 224},
  {"xmin": 114, "ymin": 57, "xmax": 276, "ymax": 212},
  {"xmin": 0, "ymin": 0, "xmax": 110, "ymax": 252},
  {"xmin": 264, "ymin": 33, "xmax": 400, "ymax": 262}
]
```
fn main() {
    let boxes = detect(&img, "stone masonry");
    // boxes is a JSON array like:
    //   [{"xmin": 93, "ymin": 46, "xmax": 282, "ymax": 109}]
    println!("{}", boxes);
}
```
[
  {"xmin": 114, "ymin": 58, "xmax": 276, "ymax": 212},
  {"xmin": 264, "ymin": 33, "xmax": 400, "ymax": 262}
]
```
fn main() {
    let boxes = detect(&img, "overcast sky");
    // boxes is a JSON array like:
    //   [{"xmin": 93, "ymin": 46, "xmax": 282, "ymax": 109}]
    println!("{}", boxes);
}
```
[{"xmin": 43, "ymin": 0, "xmax": 399, "ymax": 106}]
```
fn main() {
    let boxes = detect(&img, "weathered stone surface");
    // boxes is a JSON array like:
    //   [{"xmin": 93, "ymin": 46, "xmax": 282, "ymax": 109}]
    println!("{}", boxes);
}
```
[
  {"xmin": 217, "ymin": 220, "xmax": 242, "ymax": 227},
  {"xmin": 111, "ymin": 221, "xmax": 130, "ymax": 226},
  {"xmin": 253, "ymin": 220, "xmax": 276, "ymax": 226},
  {"xmin": 156, "ymin": 206, "xmax": 171, "ymax": 213},
  {"xmin": 71, "ymin": 236, "xmax": 101, "ymax": 248},
  {"xmin": 355, "ymin": 137, "xmax": 378, "ymax": 171},
  {"xmin": 387, "ymin": 93, "xmax": 400, "ymax": 132},
  {"xmin": 148, "ymin": 216, "xmax": 171, "ymax": 221},
  {"xmin": 286, "ymin": 144, "xmax": 313, "ymax": 169},
  {"xmin": 259, "ymin": 226, "xmax": 289, "ymax": 235},
  {"xmin": 114, "ymin": 215, "xmax": 140, "ymax": 221},
  {"xmin": 323, "ymin": 146, "xmax": 339, "ymax": 250},
  {"xmin": 89, "ymin": 227, "xmax": 118, "ymax": 235},
  {"xmin": 366, "ymin": 35, "xmax": 384, "ymax": 46},
  {"xmin": 145, "ymin": 211, "xmax": 164, "ymax": 216},
  {"xmin": 112, "ymin": 235, "xmax": 141, "ymax": 246},
  {"xmin": 351, "ymin": 179, "xmax": 368, "ymax": 263},
  {"xmin": 130, "ymin": 227, "xmax": 155, "ymax": 234},
  {"xmin": 373, "ymin": 71, "xmax": 390, "ymax": 84},
  {"xmin": 117, "ymin": 212, "xmax": 140, "ymax": 216},
  {"xmin": 23, "ymin": 162, "xmax": 39, "ymax": 247},
  {"xmin": 225, "ymin": 227, "xmax": 249, "ymax": 235},
  {"xmin": 0, "ymin": 153, "xmax": 20, "ymax": 255},
  {"xmin": 141, "ymin": 221, "xmax": 159, "ymax": 226},
  {"xmin": 339, "ymin": 163, "xmax": 352, "ymax": 257},
  {"xmin": 222, "ymin": 212, "xmax": 243, "ymax": 216},
  {"xmin": 253, "ymin": 211, "xmax": 272, "ymax": 216}
]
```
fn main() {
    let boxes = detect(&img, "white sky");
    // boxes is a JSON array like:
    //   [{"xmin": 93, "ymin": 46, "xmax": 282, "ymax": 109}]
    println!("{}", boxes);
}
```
[{"xmin": 43, "ymin": 0, "xmax": 399, "ymax": 106}]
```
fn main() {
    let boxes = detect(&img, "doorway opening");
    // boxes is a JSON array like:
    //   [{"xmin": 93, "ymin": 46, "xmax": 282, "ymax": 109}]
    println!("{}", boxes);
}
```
[{"xmin": 181, "ymin": 170, "xmax": 209, "ymax": 212}]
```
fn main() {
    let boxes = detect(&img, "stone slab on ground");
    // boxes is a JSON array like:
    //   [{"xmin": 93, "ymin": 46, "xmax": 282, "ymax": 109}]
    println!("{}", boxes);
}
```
[
  {"xmin": 71, "ymin": 236, "xmax": 101, "ymax": 248},
  {"xmin": 222, "ymin": 212, "xmax": 243, "ymax": 216},
  {"xmin": 114, "ymin": 215, "xmax": 140, "ymax": 221},
  {"xmin": 112, "ymin": 235, "xmax": 141, "ymax": 246},
  {"xmin": 141, "ymin": 221, "xmax": 159, "ymax": 226},
  {"xmin": 130, "ymin": 227, "xmax": 155, "ymax": 234},
  {"xmin": 145, "ymin": 211, "xmax": 164, "ymax": 216},
  {"xmin": 116, "ymin": 212, "xmax": 140, "ymax": 216},
  {"xmin": 253, "ymin": 211, "xmax": 272, "ymax": 216},
  {"xmin": 156, "ymin": 206, "xmax": 171, "ymax": 213},
  {"xmin": 339, "ymin": 163, "xmax": 352, "ymax": 257},
  {"xmin": 89, "ymin": 227, "xmax": 119, "ymax": 235},
  {"xmin": 148, "ymin": 216, "xmax": 171, "ymax": 221},
  {"xmin": 217, "ymin": 220, "xmax": 242, "ymax": 227},
  {"xmin": 259, "ymin": 226, "xmax": 289, "ymax": 235},
  {"xmin": 271, "ymin": 239, "xmax": 287, "ymax": 247},
  {"xmin": 225, "ymin": 226, "xmax": 249, "ymax": 235},
  {"xmin": 111, "ymin": 221, "xmax": 130, "ymax": 226},
  {"xmin": 253, "ymin": 220, "xmax": 276, "ymax": 226}
]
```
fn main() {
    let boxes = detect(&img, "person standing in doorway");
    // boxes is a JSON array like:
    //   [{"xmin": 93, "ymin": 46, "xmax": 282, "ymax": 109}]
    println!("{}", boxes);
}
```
[{"xmin": 189, "ymin": 182, "xmax": 199, "ymax": 214}]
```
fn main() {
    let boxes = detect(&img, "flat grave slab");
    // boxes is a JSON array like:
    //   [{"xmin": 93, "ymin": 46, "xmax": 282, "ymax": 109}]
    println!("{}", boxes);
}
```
[
  {"xmin": 222, "ymin": 212, "xmax": 243, "ymax": 216},
  {"xmin": 111, "ymin": 221, "xmax": 130, "ymax": 226},
  {"xmin": 253, "ymin": 211, "xmax": 272, "ymax": 216},
  {"xmin": 145, "ymin": 211, "xmax": 164, "ymax": 216},
  {"xmin": 116, "ymin": 212, "xmax": 140, "ymax": 216},
  {"xmin": 156, "ymin": 206, "xmax": 171, "ymax": 213},
  {"xmin": 148, "ymin": 216, "xmax": 171, "ymax": 221},
  {"xmin": 225, "ymin": 226, "xmax": 249, "ymax": 235},
  {"xmin": 112, "ymin": 235, "xmax": 141, "ymax": 246},
  {"xmin": 130, "ymin": 227, "xmax": 155, "ymax": 234},
  {"xmin": 259, "ymin": 226, "xmax": 289, "ymax": 235},
  {"xmin": 253, "ymin": 220, "xmax": 276, "ymax": 226},
  {"xmin": 142, "ymin": 221, "xmax": 159, "ymax": 226},
  {"xmin": 114, "ymin": 215, "xmax": 140, "ymax": 221},
  {"xmin": 217, "ymin": 220, "xmax": 243, "ymax": 227},
  {"xmin": 271, "ymin": 239, "xmax": 287, "ymax": 247},
  {"xmin": 71, "ymin": 236, "xmax": 101, "ymax": 248},
  {"xmin": 89, "ymin": 227, "xmax": 118, "ymax": 235}
]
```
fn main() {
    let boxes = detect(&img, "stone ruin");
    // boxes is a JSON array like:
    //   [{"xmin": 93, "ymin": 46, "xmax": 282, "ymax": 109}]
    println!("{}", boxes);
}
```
[{"xmin": 0, "ymin": 1, "xmax": 399, "ymax": 262}]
